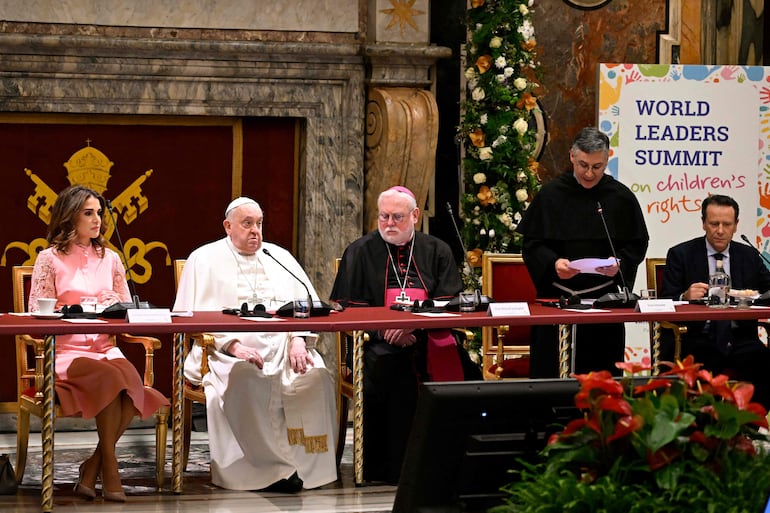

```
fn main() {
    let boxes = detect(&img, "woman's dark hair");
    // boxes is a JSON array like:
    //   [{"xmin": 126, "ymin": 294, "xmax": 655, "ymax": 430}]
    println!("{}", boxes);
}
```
[{"xmin": 47, "ymin": 185, "xmax": 107, "ymax": 257}]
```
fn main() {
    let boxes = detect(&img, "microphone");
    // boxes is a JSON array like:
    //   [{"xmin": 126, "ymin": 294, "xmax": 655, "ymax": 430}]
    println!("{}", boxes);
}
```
[
  {"xmin": 100, "ymin": 199, "xmax": 151, "ymax": 318},
  {"xmin": 593, "ymin": 201, "xmax": 638, "ymax": 308},
  {"xmin": 445, "ymin": 202, "xmax": 493, "ymax": 311},
  {"xmin": 262, "ymin": 248, "xmax": 331, "ymax": 317},
  {"xmin": 740, "ymin": 234, "xmax": 770, "ymax": 269}
]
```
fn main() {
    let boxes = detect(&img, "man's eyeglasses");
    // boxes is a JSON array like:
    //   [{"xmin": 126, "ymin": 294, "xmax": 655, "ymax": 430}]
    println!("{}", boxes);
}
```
[{"xmin": 378, "ymin": 212, "xmax": 410, "ymax": 223}]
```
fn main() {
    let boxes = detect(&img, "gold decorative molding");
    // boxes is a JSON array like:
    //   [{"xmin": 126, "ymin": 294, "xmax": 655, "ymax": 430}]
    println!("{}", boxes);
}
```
[{"xmin": 363, "ymin": 87, "xmax": 439, "ymax": 232}]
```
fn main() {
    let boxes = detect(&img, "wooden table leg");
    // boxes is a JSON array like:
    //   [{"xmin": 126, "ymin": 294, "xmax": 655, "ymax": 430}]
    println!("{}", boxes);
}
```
[
  {"xmin": 558, "ymin": 324, "xmax": 571, "ymax": 378},
  {"xmin": 353, "ymin": 330, "xmax": 364, "ymax": 486},
  {"xmin": 651, "ymin": 321, "xmax": 661, "ymax": 375},
  {"xmin": 41, "ymin": 335, "xmax": 55, "ymax": 513},
  {"xmin": 172, "ymin": 333, "xmax": 184, "ymax": 494}
]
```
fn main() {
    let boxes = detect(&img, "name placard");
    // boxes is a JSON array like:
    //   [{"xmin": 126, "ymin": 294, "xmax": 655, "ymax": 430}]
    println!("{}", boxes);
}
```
[
  {"xmin": 127, "ymin": 308, "xmax": 173, "ymax": 324},
  {"xmin": 488, "ymin": 302, "xmax": 531, "ymax": 317},
  {"xmin": 635, "ymin": 299, "xmax": 676, "ymax": 313}
]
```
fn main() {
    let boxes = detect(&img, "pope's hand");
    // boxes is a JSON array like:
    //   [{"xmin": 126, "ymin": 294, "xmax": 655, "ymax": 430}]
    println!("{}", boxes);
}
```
[{"xmin": 289, "ymin": 337, "xmax": 314, "ymax": 374}]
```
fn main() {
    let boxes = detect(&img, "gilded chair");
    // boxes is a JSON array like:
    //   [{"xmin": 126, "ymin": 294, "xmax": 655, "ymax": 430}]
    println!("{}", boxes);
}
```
[
  {"xmin": 173, "ymin": 259, "xmax": 216, "ymax": 471},
  {"xmin": 480, "ymin": 253, "xmax": 534, "ymax": 379},
  {"xmin": 645, "ymin": 257, "xmax": 687, "ymax": 368},
  {"xmin": 12, "ymin": 265, "xmax": 169, "ymax": 490}
]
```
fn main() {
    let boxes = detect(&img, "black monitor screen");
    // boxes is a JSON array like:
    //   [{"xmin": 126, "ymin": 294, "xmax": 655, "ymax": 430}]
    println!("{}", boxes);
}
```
[{"xmin": 392, "ymin": 379, "xmax": 583, "ymax": 513}]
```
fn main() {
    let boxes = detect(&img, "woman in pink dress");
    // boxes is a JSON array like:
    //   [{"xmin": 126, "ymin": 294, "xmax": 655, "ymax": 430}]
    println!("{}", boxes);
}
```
[{"xmin": 28, "ymin": 185, "xmax": 169, "ymax": 502}]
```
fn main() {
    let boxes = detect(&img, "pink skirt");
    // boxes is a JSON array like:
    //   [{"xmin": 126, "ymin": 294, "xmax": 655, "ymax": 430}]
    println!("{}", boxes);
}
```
[{"xmin": 55, "ymin": 356, "xmax": 168, "ymax": 419}]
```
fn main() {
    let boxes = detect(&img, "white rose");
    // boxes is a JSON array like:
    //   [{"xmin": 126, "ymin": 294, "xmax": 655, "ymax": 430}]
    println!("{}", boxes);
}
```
[
  {"xmin": 514, "ymin": 212, "xmax": 522, "ymax": 222},
  {"xmin": 480, "ymin": 113, "xmax": 488, "ymax": 125},
  {"xmin": 480, "ymin": 228, "xmax": 486, "ymax": 235},
  {"xmin": 496, "ymin": 74, "xmax": 505, "ymax": 83},
  {"xmin": 513, "ymin": 77, "xmax": 527, "ymax": 90},
  {"xmin": 494, "ymin": 56, "xmax": 506, "ymax": 69},
  {"xmin": 479, "ymin": 147, "xmax": 493, "ymax": 160},
  {"xmin": 499, "ymin": 125, "xmax": 508, "ymax": 134},
  {"xmin": 488, "ymin": 229, "xmax": 496, "ymax": 238},
  {"xmin": 520, "ymin": 4, "xmax": 529, "ymax": 15},
  {"xmin": 492, "ymin": 135, "xmax": 507, "ymax": 148},
  {"xmin": 489, "ymin": 36, "xmax": 503, "ymax": 49},
  {"xmin": 472, "ymin": 87, "xmax": 486, "ymax": 101},
  {"xmin": 473, "ymin": 218, "xmax": 481, "ymax": 225},
  {"xmin": 515, "ymin": 188, "xmax": 529, "ymax": 202},
  {"xmin": 498, "ymin": 213, "xmax": 512, "ymax": 227},
  {"xmin": 474, "ymin": 206, "xmax": 480, "ymax": 213},
  {"xmin": 504, "ymin": 67, "xmax": 515, "ymax": 78},
  {"xmin": 473, "ymin": 172, "xmax": 487, "ymax": 184},
  {"xmin": 513, "ymin": 118, "xmax": 528, "ymax": 135},
  {"xmin": 464, "ymin": 67, "xmax": 476, "ymax": 80}
]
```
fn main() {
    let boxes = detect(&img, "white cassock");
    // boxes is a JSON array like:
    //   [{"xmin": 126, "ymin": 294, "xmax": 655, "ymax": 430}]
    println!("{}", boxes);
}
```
[{"xmin": 173, "ymin": 237, "xmax": 337, "ymax": 490}]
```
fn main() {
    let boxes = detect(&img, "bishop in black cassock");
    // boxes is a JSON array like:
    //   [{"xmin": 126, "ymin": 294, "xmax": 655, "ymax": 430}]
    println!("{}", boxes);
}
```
[{"xmin": 330, "ymin": 186, "xmax": 479, "ymax": 484}]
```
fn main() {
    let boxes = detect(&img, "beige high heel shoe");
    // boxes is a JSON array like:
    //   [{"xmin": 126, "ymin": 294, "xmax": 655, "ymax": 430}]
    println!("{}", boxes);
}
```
[
  {"xmin": 73, "ymin": 462, "xmax": 96, "ymax": 500},
  {"xmin": 102, "ymin": 488, "xmax": 127, "ymax": 502}
]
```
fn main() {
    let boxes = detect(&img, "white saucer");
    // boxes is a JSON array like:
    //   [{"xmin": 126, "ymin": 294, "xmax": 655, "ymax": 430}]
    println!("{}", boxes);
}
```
[{"xmin": 33, "ymin": 313, "xmax": 63, "ymax": 319}]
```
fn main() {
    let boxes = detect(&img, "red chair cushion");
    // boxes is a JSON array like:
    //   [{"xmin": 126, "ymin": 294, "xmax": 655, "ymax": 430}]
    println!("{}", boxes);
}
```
[{"xmin": 488, "ymin": 357, "xmax": 530, "ymax": 378}]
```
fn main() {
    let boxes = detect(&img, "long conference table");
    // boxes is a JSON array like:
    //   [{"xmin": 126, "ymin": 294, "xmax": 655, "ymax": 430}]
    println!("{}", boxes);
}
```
[{"xmin": 2, "ymin": 302, "xmax": 770, "ymax": 512}]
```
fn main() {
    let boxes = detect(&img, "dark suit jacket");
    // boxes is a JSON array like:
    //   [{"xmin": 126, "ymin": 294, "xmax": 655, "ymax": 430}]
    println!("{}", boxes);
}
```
[{"xmin": 661, "ymin": 237, "xmax": 770, "ymax": 345}]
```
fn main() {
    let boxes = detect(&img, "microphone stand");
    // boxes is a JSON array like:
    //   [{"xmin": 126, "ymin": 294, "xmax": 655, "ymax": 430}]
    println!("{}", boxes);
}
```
[
  {"xmin": 446, "ymin": 202, "xmax": 482, "ymax": 299},
  {"xmin": 596, "ymin": 201, "xmax": 636, "ymax": 305},
  {"xmin": 741, "ymin": 234, "xmax": 770, "ymax": 269},
  {"xmin": 262, "ymin": 248, "xmax": 325, "ymax": 316},
  {"xmin": 105, "ymin": 200, "xmax": 143, "ymax": 309}
]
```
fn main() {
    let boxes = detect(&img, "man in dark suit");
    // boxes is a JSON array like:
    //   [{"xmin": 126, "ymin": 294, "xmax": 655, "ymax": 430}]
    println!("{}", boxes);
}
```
[{"xmin": 661, "ymin": 194, "xmax": 770, "ymax": 407}]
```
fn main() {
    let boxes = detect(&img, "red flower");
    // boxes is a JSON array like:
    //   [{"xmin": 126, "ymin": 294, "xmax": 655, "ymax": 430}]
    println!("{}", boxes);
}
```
[
  {"xmin": 574, "ymin": 370, "xmax": 624, "ymax": 396},
  {"xmin": 598, "ymin": 396, "xmax": 632, "ymax": 416},
  {"xmin": 616, "ymin": 361, "xmax": 652, "ymax": 375},
  {"xmin": 659, "ymin": 355, "xmax": 703, "ymax": 387},
  {"xmin": 633, "ymin": 379, "xmax": 672, "ymax": 395},
  {"xmin": 647, "ymin": 445, "xmax": 680, "ymax": 471},
  {"xmin": 607, "ymin": 415, "xmax": 643, "ymax": 442}
]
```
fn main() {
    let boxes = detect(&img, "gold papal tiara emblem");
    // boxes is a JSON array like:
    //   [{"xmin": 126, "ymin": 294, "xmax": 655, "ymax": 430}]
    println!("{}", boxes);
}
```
[
  {"xmin": 2, "ymin": 141, "xmax": 170, "ymax": 285},
  {"xmin": 63, "ymin": 144, "xmax": 113, "ymax": 194}
]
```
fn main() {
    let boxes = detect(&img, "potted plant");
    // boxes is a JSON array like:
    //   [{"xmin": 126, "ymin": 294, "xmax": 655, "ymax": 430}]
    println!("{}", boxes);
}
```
[{"xmin": 492, "ymin": 356, "xmax": 770, "ymax": 512}]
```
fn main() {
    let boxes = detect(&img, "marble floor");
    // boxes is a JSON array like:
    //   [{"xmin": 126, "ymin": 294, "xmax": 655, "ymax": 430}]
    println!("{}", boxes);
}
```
[{"xmin": 0, "ymin": 425, "xmax": 396, "ymax": 513}]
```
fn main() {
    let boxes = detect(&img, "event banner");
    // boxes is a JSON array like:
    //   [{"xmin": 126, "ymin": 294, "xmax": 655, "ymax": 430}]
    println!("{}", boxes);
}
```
[
  {"xmin": 598, "ymin": 63, "xmax": 770, "ymax": 362},
  {"xmin": 599, "ymin": 63, "xmax": 770, "ymax": 281}
]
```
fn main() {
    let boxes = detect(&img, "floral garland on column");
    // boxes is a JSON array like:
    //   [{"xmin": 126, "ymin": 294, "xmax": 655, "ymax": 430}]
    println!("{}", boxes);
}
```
[{"xmin": 459, "ymin": 0, "xmax": 542, "ymax": 288}]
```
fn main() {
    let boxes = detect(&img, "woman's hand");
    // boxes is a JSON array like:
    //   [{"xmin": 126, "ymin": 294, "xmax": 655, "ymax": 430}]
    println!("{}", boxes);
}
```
[
  {"xmin": 227, "ymin": 341, "xmax": 264, "ymax": 369},
  {"xmin": 289, "ymin": 337, "xmax": 314, "ymax": 374},
  {"xmin": 97, "ymin": 290, "xmax": 122, "ymax": 306}
]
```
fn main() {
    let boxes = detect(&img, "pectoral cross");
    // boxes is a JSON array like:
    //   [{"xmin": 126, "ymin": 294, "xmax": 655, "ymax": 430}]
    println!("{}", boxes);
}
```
[{"xmin": 396, "ymin": 290, "xmax": 411, "ymax": 303}]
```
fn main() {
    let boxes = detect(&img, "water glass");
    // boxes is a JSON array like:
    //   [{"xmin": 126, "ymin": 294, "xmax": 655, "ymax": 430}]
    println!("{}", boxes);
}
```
[
  {"xmin": 293, "ymin": 298, "xmax": 310, "ymax": 318},
  {"xmin": 458, "ymin": 292, "xmax": 478, "ymax": 313},
  {"xmin": 639, "ymin": 289, "xmax": 657, "ymax": 300},
  {"xmin": 80, "ymin": 296, "xmax": 98, "ymax": 313}
]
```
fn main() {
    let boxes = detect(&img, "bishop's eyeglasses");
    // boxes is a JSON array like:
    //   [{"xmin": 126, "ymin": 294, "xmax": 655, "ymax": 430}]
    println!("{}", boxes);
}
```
[{"xmin": 378, "ymin": 210, "xmax": 412, "ymax": 223}]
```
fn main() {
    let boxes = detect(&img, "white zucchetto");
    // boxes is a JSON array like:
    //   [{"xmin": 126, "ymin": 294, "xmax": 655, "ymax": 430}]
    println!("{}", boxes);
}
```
[{"xmin": 225, "ymin": 197, "xmax": 259, "ymax": 218}]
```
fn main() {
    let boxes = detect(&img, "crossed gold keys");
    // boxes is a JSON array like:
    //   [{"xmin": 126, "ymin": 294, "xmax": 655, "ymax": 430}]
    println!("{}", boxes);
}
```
[{"xmin": 2, "ymin": 148, "xmax": 170, "ymax": 282}]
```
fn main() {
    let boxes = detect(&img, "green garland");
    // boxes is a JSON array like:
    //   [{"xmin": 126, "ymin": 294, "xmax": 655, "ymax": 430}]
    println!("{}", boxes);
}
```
[{"xmin": 459, "ymin": 0, "xmax": 542, "ymax": 288}]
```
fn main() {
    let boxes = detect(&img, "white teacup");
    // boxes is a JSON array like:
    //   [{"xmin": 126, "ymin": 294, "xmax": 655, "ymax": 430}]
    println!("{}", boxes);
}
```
[{"xmin": 37, "ymin": 298, "xmax": 57, "ymax": 315}]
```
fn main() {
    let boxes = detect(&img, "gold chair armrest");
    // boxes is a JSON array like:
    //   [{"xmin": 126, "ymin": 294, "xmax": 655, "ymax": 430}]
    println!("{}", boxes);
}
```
[
  {"xmin": 118, "ymin": 333, "xmax": 162, "ymax": 387},
  {"xmin": 186, "ymin": 333, "xmax": 216, "ymax": 379},
  {"xmin": 660, "ymin": 321, "xmax": 687, "ymax": 362}
]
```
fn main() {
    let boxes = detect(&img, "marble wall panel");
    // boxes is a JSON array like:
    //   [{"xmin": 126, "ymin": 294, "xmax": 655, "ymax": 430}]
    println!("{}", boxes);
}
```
[
  {"xmin": 532, "ymin": 0, "xmax": 667, "ymax": 181},
  {"xmin": 0, "ymin": 0, "xmax": 359, "ymax": 33},
  {"xmin": 0, "ymin": 34, "xmax": 365, "ymax": 298}
]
